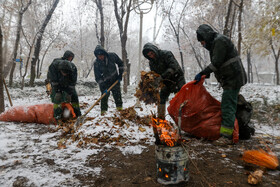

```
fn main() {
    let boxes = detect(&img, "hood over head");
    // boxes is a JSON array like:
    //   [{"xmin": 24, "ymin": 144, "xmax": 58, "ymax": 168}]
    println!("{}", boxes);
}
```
[
  {"xmin": 142, "ymin": 43, "xmax": 159, "ymax": 60},
  {"xmin": 94, "ymin": 45, "xmax": 108, "ymax": 58},
  {"xmin": 196, "ymin": 24, "xmax": 217, "ymax": 50},
  {"xmin": 62, "ymin": 50, "xmax": 75, "ymax": 61}
]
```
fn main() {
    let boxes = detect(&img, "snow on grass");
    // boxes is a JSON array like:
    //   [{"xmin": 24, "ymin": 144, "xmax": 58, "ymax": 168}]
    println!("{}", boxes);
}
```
[{"xmin": 0, "ymin": 79, "xmax": 279, "ymax": 186}]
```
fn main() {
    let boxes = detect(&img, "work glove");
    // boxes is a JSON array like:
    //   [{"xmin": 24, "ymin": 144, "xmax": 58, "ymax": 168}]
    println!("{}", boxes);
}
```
[
  {"xmin": 103, "ymin": 89, "xmax": 108, "ymax": 94},
  {"xmin": 46, "ymin": 83, "xmax": 52, "ymax": 96},
  {"xmin": 194, "ymin": 73, "xmax": 202, "ymax": 84},
  {"xmin": 154, "ymin": 75, "xmax": 163, "ymax": 86}
]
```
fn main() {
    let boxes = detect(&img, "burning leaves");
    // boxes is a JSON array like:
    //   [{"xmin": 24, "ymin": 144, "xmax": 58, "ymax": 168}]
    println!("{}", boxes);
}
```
[
  {"xmin": 151, "ymin": 117, "xmax": 181, "ymax": 147},
  {"xmin": 135, "ymin": 71, "xmax": 163, "ymax": 105}
]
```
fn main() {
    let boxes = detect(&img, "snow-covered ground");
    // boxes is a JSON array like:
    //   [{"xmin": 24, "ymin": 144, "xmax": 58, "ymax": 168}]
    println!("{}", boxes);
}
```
[{"xmin": 0, "ymin": 80, "xmax": 279, "ymax": 186}]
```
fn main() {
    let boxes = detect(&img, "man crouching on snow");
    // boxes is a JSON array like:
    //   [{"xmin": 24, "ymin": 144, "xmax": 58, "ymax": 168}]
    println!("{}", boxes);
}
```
[{"xmin": 47, "ymin": 50, "xmax": 81, "ymax": 120}]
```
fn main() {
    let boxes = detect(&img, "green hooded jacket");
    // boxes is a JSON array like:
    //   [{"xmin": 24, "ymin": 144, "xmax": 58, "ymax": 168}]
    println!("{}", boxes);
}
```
[
  {"xmin": 196, "ymin": 24, "xmax": 247, "ymax": 89},
  {"xmin": 142, "ymin": 43, "xmax": 185, "ymax": 89},
  {"xmin": 93, "ymin": 45, "xmax": 124, "ymax": 87}
]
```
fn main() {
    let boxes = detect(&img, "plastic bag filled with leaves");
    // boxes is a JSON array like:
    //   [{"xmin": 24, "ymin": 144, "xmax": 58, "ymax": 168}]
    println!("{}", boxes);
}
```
[{"xmin": 135, "ymin": 71, "xmax": 163, "ymax": 105}]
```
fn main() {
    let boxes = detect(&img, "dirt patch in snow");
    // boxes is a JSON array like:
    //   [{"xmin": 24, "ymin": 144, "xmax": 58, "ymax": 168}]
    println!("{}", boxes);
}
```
[{"xmin": 75, "ymin": 136, "xmax": 280, "ymax": 187}]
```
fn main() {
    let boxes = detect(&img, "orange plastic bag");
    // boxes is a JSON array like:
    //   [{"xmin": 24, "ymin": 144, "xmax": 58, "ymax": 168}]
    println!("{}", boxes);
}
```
[
  {"xmin": 0, "ymin": 103, "xmax": 76, "ymax": 125},
  {"xmin": 167, "ymin": 77, "xmax": 239, "ymax": 143}
]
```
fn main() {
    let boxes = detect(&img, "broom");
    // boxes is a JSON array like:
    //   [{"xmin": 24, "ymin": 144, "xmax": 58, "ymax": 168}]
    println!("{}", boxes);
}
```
[{"xmin": 242, "ymin": 149, "xmax": 280, "ymax": 170}]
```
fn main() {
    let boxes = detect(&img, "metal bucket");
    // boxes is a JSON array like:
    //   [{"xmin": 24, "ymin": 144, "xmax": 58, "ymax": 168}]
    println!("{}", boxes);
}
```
[{"xmin": 155, "ymin": 144, "xmax": 189, "ymax": 185}]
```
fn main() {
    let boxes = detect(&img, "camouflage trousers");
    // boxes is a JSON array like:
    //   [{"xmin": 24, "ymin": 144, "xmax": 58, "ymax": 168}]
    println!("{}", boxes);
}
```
[{"xmin": 51, "ymin": 87, "xmax": 81, "ymax": 119}]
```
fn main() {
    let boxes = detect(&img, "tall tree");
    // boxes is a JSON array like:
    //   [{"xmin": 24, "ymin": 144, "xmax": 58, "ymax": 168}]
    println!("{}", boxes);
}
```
[
  {"xmin": 237, "ymin": 0, "xmax": 244, "ymax": 55},
  {"xmin": 223, "ymin": 0, "xmax": 233, "ymax": 37},
  {"xmin": 113, "ymin": 0, "xmax": 132, "ymax": 93},
  {"xmin": 167, "ymin": 0, "xmax": 189, "ymax": 75},
  {"xmin": 95, "ymin": 0, "xmax": 105, "ymax": 47},
  {"xmin": 8, "ymin": 0, "xmax": 32, "ymax": 86},
  {"xmin": 20, "ymin": 27, "xmax": 36, "ymax": 90},
  {"xmin": 243, "ymin": 0, "xmax": 280, "ymax": 85},
  {"xmin": 0, "ymin": 25, "xmax": 4, "ymax": 113},
  {"xmin": 246, "ymin": 49, "xmax": 253, "ymax": 83},
  {"xmin": 29, "ymin": 0, "xmax": 59, "ymax": 86},
  {"xmin": 152, "ymin": 0, "xmax": 166, "ymax": 43}
]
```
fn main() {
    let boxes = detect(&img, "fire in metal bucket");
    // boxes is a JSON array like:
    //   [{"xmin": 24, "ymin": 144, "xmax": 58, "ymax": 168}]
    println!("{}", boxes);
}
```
[{"xmin": 151, "ymin": 117, "xmax": 189, "ymax": 185}]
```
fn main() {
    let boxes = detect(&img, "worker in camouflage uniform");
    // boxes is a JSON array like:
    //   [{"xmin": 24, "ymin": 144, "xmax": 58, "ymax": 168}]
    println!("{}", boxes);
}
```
[
  {"xmin": 194, "ymin": 24, "xmax": 247, "ymax": 145},
  {"xmin": 47, "ymin": 50, "xmax": 81, "ymax": 120},
  {"xmin": 142, "ymin": 43, "xmax": 186, "ymax": 119},
  {"xmin": 93, "ymin": 45, "xmax": 124, "ymax": 115}
]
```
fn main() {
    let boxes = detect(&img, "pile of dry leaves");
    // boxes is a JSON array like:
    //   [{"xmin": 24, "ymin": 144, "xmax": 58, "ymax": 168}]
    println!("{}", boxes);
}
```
[
  {"xmin": 135, "ymin": 71, "xmax": 163, "ymax": 105},
  {"xmin": 54, "ymin": 106, "xmax": 152, "ymax": 149}
]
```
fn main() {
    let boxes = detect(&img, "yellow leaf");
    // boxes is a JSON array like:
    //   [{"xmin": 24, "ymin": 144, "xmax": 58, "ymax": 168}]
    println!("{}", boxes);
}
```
[
  {"xmin": 139, "ymin": 127, "xmax": 146, "ymax": 132},
  {"xmin": 272, "ymin": 28, "xmax": 275, "ymax": 36}
]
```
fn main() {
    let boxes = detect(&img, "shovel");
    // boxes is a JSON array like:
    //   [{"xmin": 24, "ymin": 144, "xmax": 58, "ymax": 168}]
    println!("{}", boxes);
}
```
[{"xmin": 74, "ymin": 72, "xmax": 126, "ymax": 128}]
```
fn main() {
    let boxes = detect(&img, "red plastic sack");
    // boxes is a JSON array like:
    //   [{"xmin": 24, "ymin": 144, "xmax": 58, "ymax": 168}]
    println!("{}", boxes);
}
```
[
  {"xmin": 0, "ymin": 103, "xmax": 55, "ymax": 124},
  {"xmin": 0, "ymin": 103, "xmax": 76, "ymax": 125},
  {"xmin": 167, "ymin": 77, "xmax": 239, "ymax": 143}
]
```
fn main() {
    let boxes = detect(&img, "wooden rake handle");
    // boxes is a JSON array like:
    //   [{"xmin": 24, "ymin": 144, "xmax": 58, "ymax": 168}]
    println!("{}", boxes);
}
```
[
  {"xmin": 82, "ymin": 72, "xmax": 127, "ymax": 117},
  {"xmin": 3, "ymin": 79, "xmax": 13, "ymax": 106}
]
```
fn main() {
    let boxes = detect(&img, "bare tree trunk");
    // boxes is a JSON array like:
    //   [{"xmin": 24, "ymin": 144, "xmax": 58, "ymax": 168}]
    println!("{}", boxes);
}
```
[
  {"xmin": 94, "ymin": 8, "xmax": 100, "ymax": 44},
  {"xmin": 237, "ymin": 0, "xmax": 243, "ymax": 55},
  {"xmin": 153, "ymin": 0, "xmax": 166, "ymax": 43},
  {"xmin": 95, "ymin": 0, "xmax": 105, "ymax": 47},
  {"xmin": 29, "ymin": 0, "xmax": 59, "ymax": 86},
  {"xmin": 7, "ymin": 0, "xmax": 32, "ymax": 86},
  {"xmin": 253, "ymin": 63, "xmax": 260, "ymax": 84},
  {"xmin": 246, "ymin": 49, "xmax": 253, "ymax": 83},
  {"xmin": 3, "ymin": 10, "xmax": 13, "ymax": 69},
  {"xmin": 223, "ymin": 0, "xmax": 233, "ymax": 37},
  {"xmin": 38, "ymin": 33, "xmax": 59, "ymax": 78},
  {"xmin": 181, "ymin": 27, "xmax": 204, "ymax": 70},
  {"xmin": 229, "ymin": 5, "xmax": 236, "ymax": 40},
  {"xmin": 271, "ymin": 41, "xmax": 280, "ymax": 85},
  {"xmin": 0, "ymin": 26, "xmax": 5, "ymax": 112},
  {"xmin": 20, "ymin": 27, "xmax": 36, "ymax": 90},
  {"xmin": 113, "ymin": 0, "xmax": 132, "ymax": 93},
  {"xmin": 167, "ymin": 0, "xmax": 188, "ymax": 75}
]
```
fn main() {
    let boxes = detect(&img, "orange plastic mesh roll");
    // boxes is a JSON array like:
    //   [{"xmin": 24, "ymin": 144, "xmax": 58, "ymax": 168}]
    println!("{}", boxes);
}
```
[{"xmin": 242, "ymin": 149, "xmax": 279, "ymax": 170}]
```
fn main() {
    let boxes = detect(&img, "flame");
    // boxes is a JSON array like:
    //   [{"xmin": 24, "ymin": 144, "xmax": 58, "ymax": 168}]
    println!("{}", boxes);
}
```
[
  {"xmin": 159, "ymin": 168, "xmax": 162, "ymax": 172},
  {"xmin": 165, "ymin": 174, "xmax": 169, "ymax": 178},
  {"xmin": 151, "ymin": 117, "xmax": 179, "ymax": 147}
]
